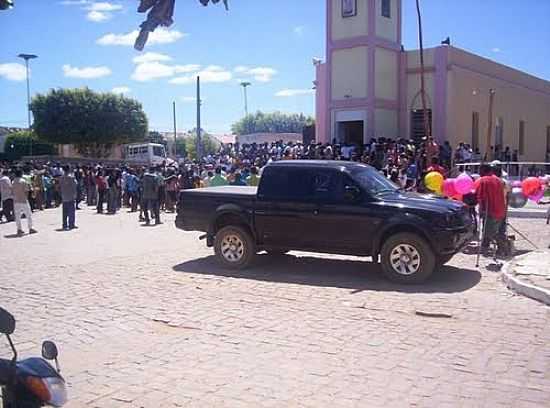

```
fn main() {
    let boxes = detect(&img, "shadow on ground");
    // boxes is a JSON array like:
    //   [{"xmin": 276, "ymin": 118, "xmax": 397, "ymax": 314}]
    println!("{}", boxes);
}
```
[{"xmin": 173, "ymin": 253, "xmax": 481, "ymax": 294}]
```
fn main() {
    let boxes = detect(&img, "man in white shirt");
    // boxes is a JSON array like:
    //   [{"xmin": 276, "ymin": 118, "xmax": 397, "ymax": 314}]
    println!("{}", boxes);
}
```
[
  {"xmin": 0, "ymin": 169, "xmax": 14, "ymax": 222},
  {"xmin": 11, "ymin": 168, "xmax": 37, "ymax": 235}
]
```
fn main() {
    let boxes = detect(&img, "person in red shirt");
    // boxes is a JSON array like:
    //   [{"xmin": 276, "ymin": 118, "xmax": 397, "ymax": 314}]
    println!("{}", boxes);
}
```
[{"xmin": 475, "ymin": 164, "xmax": 506, "ymax": 250}]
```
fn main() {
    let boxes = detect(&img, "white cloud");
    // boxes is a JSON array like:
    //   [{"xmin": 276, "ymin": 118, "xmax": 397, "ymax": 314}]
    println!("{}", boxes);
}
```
[
  {"xmin": 180, "ymin": 96, "xmax": 197, "ymax": 103},
  {"xmin": 492, "ymin": 47, "xmax": 501, "ymax": 53},
  {"xmin": 131, "ymin": 62, "xmax": 200, "ymax": 82},
  {"xmin": 234, "ymin": 66, "xmax": 249, "ymax": 73},
  {"xmin": 0, "ymin": 63, "xmax": 27, "ymax": 81},
  {"xmin": 133, "ymin": 52, "xmax": 172, "ymax": 64},
  {"xmin": 293, "ymin": 25, "xmax": 305, "ymax": 36},
  {"xmin": 235, "ymin": 66, "xmax": 277, "ymax": 83},
  {"xmin": 87, "ymin": 10, "xmax": 110, "ymax": 22},
  {"xmin": 170, "ymin": 66, "xmax": 232, "ymax": 85},
  {"xmin": 87, "ymin": 2, "xmax": 122, "ymax": 12},
  {"xmin": 59, "ymin": 0, "xmax": 89, "ymax": 5},
  {"xmin": 63, "ymin": 64, "xmax": 112, "ymax": 79},
  {"xmin": 111, "ymin": 86, "xmax": 130, "ymax": 94},
  {"xmin": 275, "ymin": 88, "xmax": 315, "ymax": 97},
  {"xmin": 97, "ymin": 27, "xmax": 185, "ymax": 46}
]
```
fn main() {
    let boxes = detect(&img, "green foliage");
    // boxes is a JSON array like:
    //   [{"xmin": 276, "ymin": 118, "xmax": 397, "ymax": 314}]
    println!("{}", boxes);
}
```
[
  {"xmin": 30, "ymin": 88, "xmax": 148, "ymax": 157},
  {"xmin": 4, "ymin": 131, "xmax": 56, "ymax": 161},
  {"xmin": 147, "ymin": 131, "xmax": 167, "ymax": 145},
  {"xmin": 184, "ymin": 129, "xmax": 220, "ymax": 160},
  {"xmin": 174, "ymin": 137, "xmax": 187, "ymax": 157},
  {"xmin": 231, "ymin": 111, "xmax": 314, "ymax": 135}
]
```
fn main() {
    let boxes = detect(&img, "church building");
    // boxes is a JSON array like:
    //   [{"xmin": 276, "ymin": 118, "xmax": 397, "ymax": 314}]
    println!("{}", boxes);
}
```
[{"xmin": 314, "ymin": 0, "xmax": 550, "ymax": 161}]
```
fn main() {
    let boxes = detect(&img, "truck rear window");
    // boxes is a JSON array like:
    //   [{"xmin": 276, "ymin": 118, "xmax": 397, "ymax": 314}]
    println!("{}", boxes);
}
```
[{"xmin": 258, "ymin": 167, "xmax": 337, "ymax": 202}]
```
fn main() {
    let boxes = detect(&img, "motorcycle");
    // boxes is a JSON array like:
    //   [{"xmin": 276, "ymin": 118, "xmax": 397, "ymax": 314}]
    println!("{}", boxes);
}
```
[{"xmin": 0, "ymin": 307, "xmax": 67, "ymax": 407}]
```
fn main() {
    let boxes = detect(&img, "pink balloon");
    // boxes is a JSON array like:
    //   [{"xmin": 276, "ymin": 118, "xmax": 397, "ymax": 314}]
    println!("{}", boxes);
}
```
[
  {"xmin": 528, "ymin": 188, "xmax": 545, "ymax": 203},
  {"xmin": 455, "ymin": 173, "xmax": 474, "ymax": 195},
  {"xmin": 442, "ymin": 178, "xmax": 457, "ymax": 197}
]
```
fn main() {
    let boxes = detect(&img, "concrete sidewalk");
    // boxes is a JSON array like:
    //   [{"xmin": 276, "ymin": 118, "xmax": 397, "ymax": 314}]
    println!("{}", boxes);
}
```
[{"xmin": 503, "ymin": 251, "xmax": 550, "ymax": 305}]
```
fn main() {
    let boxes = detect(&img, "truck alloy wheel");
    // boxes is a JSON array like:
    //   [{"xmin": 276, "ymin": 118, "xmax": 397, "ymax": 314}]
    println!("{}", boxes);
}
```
[
  {"xmin": 380, "ymin": 232, "xmax": 435, "ymax": 284},
  {"xmin": 214, "ymin": 226, "xmax": 256, "ymax": 269}
]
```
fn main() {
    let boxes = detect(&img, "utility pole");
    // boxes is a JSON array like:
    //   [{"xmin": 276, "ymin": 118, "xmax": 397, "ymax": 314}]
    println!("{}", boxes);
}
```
[
  {"xmin": 196, "ymin": 76, "xmax": 202, "ymax": 161},
  {"xmin": 485, "ymin": 89, "xmax": 496, "ymax": 161},
  {"xmin": 172, "ymin": 101, "xmax": 177, "ymax": 158},
  {"xmin": 18, "ymin": 53, "xmax": 38, "ymax": 156},
  {"xmin": 415, "ymin": 0, "xmax": 430, "ymax": 150},
  {"xmin": 240, "ymin": 81, "xmax": 251, "ymax": 116}
]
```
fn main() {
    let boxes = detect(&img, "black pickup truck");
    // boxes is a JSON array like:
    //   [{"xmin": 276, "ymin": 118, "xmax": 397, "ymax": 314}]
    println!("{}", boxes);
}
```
[{"xmin": 176, "ymin": 161, "xmax": 474, "ymax": 283}]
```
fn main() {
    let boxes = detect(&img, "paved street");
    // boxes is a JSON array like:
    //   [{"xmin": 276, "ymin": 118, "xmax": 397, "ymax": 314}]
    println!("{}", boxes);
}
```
[{"xmin": 1, "ymin": 208, "xmax": 549, "ymax": 407}]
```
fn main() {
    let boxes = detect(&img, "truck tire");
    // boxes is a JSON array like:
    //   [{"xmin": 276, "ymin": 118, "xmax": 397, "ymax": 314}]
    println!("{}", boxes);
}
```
[
  {"xmin": 380, "ymin": 232, "xmax": 435, "ymax": 284},
  {"xmin": 214, "ymin": 226, "xmax": 256, "ymax": 269}
]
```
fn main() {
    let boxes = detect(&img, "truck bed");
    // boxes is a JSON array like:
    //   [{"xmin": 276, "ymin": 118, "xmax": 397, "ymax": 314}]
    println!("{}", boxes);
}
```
[
  {"xmin": 181, "ymin": 186, "xmax": 257, "ymax": 197},
  {"xmin": 176, "ymin": 186, "xmax": 257, "ymax": 232}
]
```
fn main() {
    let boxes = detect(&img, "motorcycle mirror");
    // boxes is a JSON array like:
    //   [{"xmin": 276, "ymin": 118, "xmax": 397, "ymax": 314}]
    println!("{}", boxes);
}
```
[
  {"xmin": 41, "ymin": 341, "xmax": 58, "ymax": 360},
  {"xmin": 0, "ymin": 307, "xmax": 15, "ymax": 335}
]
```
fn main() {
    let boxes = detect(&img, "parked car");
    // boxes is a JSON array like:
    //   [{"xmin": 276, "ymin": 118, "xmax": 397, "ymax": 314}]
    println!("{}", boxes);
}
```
[{"xmin": 176, "ymin": 161, "xmax": 474, "ymax": 283}]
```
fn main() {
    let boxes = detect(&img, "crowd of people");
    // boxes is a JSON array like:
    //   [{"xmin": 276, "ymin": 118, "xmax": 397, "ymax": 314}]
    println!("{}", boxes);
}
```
[{"xmin": 0, "ymin": 137, "xmax": 547, "ymax": 239}]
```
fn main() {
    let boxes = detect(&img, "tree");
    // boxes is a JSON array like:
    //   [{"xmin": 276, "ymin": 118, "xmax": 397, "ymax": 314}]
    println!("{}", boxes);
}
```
[
  {"xmin": 135, "ymin": 0, "xmax": 228, "ymax": 50},
  {"xmin": 31, "ymin": 88, "xmax": 148, "ymax": 158},
  {"xmin": 183, "ymin": 129, "xmax": 220, "ymax": 160},
  {"xmin": 147, "ymin": 131, "xmax": 167, "ymax": 145},
  {"xmin": 231, "ymin": 111, "xmax": 314, "ymax": 135},
  {"xmin": 4, "ymin": 131, "xmax": 56, "ymax": 161}
]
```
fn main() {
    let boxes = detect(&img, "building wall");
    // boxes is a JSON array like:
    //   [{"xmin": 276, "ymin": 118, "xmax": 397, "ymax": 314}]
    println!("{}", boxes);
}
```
[
  {"xmin": 375, "ymin": 47, "xmax": 398, "ymax": 100},
  {"xmin": 331, "ymin": 47, "xmax": 369, "ymax": 99},
  {"xmin": 315, "ymin": 63, "xmax": 329, "ymax": 144},
  {"xmin": 375, "ymin": 108, "xmax": 398, "ymax": 138},
  {"xmin": 331, "ymin": 0, "xmax": 369, "ymax": 41},
  {"xmin": 446, "ymin": 49, "xmax": 550, "ymax": 161},
  {"xmin": 375, "ymin": 0, "xmax": 399, "ymax": 41}
]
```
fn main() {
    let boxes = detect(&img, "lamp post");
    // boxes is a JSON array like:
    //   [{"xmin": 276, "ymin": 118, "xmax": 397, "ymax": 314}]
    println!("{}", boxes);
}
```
[
  {"xmin": 18, "ymin": 53, "xmax": 38, "ymax": 156},
  {"xmin": 240, "ymin": 81, "xmax": 251, "ymax": 116}
]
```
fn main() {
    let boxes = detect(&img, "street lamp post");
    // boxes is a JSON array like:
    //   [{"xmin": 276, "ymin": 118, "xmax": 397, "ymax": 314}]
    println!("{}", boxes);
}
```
[
  {"xmin": 18, "ymin": 53, "xmax": 38, "ymax": 156},
  {"xmin": 240, "ymin": 81, "xmax": 251, "ymax": 116}
]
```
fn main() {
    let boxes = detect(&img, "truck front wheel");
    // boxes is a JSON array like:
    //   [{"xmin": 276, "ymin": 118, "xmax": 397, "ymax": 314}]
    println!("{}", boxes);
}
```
[
  {"xmin": 380, "ymin": 233, "xmax": 435, "ymax": 284},
  {"xmin": 214, "ymin": 226, "xmax": 256, "ymax": 269}
]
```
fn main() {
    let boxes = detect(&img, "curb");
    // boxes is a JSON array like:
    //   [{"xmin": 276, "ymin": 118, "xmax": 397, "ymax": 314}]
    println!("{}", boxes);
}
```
[
  {"xmin": 507, "ymin": 209, "xmax": 548, "ymax": 219},
  {"xmin": 501, "ymin": 253, "xmax": 550, "ymax": 306}
]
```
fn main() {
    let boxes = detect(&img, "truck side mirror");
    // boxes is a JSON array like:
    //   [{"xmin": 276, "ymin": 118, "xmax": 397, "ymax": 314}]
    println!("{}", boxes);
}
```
[
  {"xmin": 0, "ymin": 307, "xmax": 15, "ymax": 335},
  {"xmin": 42, "ymin": 341, "xmax": 58, "ymax": 360}
]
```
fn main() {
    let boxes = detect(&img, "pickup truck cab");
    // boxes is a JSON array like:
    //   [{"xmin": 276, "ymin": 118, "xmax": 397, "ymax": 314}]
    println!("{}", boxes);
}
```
[{"xmin": 176, "ymin": 161, "xmax": 474, "ymax": 283}]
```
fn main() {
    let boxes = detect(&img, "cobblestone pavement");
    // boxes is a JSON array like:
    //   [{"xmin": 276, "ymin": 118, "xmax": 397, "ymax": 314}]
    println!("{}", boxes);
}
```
[{"xmin": 1, "ymin": 208, "xmax": 549, "ymax": 407}]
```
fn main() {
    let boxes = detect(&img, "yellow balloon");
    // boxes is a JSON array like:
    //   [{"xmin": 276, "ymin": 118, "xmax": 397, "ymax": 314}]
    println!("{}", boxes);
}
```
[{"xmin": 425, "ymin": 171, "xmax": 444, "ymax": 194}]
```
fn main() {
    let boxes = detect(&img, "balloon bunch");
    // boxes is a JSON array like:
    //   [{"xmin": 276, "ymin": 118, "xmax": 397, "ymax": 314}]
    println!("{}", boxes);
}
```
[
  {"xmin": 431, "ymin": 172, "xmax": 474, "ymax": 201},
  {"xmin": 507, "ymin": 176, "xmax": 548, "ymax": 208},
  {"xmin": 424, "ymin": 171, "xmax": 548, "ymax": 207}
]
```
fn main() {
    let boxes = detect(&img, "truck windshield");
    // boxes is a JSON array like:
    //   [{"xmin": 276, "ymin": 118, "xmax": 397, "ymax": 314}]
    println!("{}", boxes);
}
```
[{"xmin": 350, "ymin": 167, "xmax": 399, "ymax": 196}]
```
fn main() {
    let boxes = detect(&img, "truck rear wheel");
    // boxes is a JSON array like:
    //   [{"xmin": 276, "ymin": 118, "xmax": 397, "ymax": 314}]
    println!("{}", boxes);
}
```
[
  {"xmin": 214, "ymin": 226, "xmax": 256, "ymax": 269},
  {"xmin": 380, "ymin": 233, "xmax": 435, "ymax": 284}
]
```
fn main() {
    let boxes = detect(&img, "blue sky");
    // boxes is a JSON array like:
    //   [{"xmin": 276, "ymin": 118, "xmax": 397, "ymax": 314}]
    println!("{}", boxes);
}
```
[{"xmin": 1, "ymin": 0, "xmax": 549, "ymax": 135}]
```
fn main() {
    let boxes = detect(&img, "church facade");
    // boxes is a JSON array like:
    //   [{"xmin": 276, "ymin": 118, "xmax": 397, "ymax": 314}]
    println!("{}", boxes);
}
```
[{"xmin": 315, "ymin": 0, "xmax": 550, "ymax": 161}]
